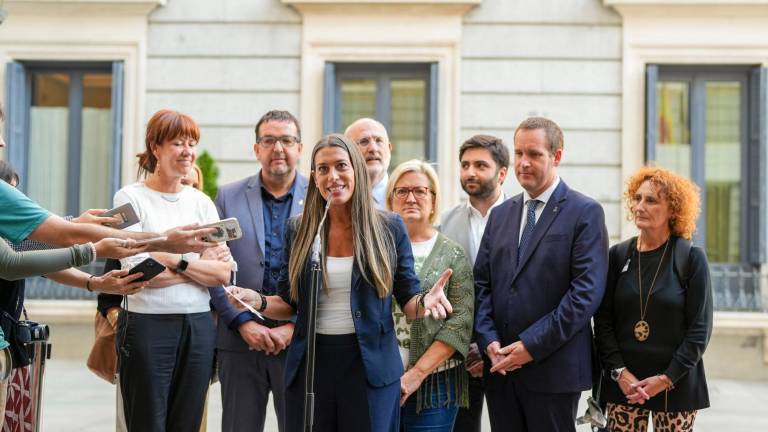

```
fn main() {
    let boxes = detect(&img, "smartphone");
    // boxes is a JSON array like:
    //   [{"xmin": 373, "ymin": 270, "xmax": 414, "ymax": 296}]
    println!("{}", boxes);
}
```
[
  {"xmin": 200, "ymin": 218, "xmax": 243, "ymax": 242},
  {"xmin": 127, "ymin": 258, "xmax": 166, "ymax": 282},
  {"xmin": 133, "ymin": 236, "xmax": 168, "ymax": 247},
  {"xmin": 101, "ymin": 203, "xmax": 140, "ymax": 229}
]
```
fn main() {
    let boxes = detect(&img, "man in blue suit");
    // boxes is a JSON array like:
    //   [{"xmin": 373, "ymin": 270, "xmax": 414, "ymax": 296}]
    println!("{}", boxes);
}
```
[
  {"xmin": 210, "ymin": 110, "xmax": 308, "ymax": 432},
  {"xmin": 473, "ymin": 117, "xmax": 608, "ymax": 431}
]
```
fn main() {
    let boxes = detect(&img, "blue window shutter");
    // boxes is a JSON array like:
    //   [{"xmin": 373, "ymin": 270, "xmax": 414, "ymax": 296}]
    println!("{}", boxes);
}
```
[
  {"xmin": 111, "ymin": 61, "xmax": 125, "ymax": 197},
  {"xmin": 323, "ymin": 62, "xmax": 336, "ymax": 135},
  {"xmin": 645, "ymin": 64, "xmax": 659, "ymax": 163},
  {"xmin": 4, "ymin": 62, "xmax": 29, "ymax": 188},
  {"xmin": 748, "ymin": 66, "xmax": 766, "ymax": 264}
]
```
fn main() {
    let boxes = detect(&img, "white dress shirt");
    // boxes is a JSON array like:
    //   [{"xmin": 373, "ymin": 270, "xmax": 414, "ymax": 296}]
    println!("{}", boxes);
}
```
[
  {"xmin": 468, "ymin": 191, "xmax": 506, "ymax": 264},
  {"xmin": 519, "ymin": 176, "xmax": 561, "ymax": 242}
]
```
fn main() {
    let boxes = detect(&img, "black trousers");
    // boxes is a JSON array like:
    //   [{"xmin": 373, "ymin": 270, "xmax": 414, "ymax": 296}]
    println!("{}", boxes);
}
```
[
  {"xmin": 118, "ymin": 311, "xmax": 215, "ymax": 432},
  {"xmin": 485, "ymin": 371, "xmax": 580, "ymax": 432},
  {"xmin": 453, "ymin": 375, "xmax": 484, "ymax": 432},
  {"xmin": 218, "ymin": 349, "xmax": 287, "ymax": 432},
  {"xmin": 285, "ymin": 334, "xmax": 400, "ymax": 432}
]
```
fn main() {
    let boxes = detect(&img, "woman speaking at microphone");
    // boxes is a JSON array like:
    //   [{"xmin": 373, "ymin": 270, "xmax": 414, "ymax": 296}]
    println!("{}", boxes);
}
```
[{"xmin": 228, "ymin": 134, "xmax": 452, "ymax": 432}]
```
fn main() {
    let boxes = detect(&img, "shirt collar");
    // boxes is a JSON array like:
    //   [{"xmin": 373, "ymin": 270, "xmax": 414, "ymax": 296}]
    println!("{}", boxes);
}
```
[
  {"xmin": 259, "ymin": 171, "xmax": 298, "ymax": 201},
  {"xmin": 523, "ymin": 176, "xmax": 560, "ymax": 206},
  {"xmin": 468, "ymin": 190, "xmax": 506, "ymax": 218}
]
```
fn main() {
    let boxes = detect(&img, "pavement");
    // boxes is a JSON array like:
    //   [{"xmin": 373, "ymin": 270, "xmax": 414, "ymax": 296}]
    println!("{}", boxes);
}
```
[{"xmin": 29, "ymin": 324, "xmax": 768, "ymax": 431}]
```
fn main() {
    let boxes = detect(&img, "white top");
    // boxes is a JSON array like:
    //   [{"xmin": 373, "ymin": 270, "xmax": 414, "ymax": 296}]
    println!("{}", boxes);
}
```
[
  {"xmin": 395, "ymin": 232, "xmax": 438, "ymax": 369},
  {"xmin": 519, "ymin": 176, "xmax": 560, "ymax": 242},
  {"xmin": 467, "ymin": 191, "xmax": 506, "ymax": 264},
  {"xmin": 115, "ymin": 182, "xmax": 221, "ymax": 314},
  {"xmin": 317, "ymin": 256, "xmax": 355, "ymax": 335}
]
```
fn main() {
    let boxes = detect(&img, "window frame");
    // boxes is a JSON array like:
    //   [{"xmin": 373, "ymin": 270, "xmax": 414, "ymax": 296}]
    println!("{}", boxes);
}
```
[
  {"xmin": 646, "ymin": 64, "xmax": 758, "ymax": 264},
  {"xmin": 324, "ymin": 62, "xmax": 438, "ymax": 162},
  {"xmin": 5, "ymin": 61, "xmax": 124, "ymax": 217}
]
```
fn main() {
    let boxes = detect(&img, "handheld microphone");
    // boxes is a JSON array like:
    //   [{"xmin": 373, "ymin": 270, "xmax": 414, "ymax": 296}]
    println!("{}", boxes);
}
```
[{"xmin": 311, "ymin": 200, "xmax": 331, "ymax": 266}]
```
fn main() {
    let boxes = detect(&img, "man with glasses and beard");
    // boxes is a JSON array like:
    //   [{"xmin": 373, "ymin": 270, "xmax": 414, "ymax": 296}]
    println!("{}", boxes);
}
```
[
  {"xmin": 440, "ymin": 134, "xmax": 509, "ymax": 432},
  {"xmin": 209, "ymin": 110, "xmax": 308, "ymax": 432}
]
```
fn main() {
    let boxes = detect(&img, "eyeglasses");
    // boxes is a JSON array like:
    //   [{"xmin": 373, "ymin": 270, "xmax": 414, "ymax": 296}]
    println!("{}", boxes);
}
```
[
  {"xmin": 393, "ymin": 186, "xmax": 433, "ymax": 200},
  {"xmin": 355, "ymin": 136, "xmax": 387, "ymax": 147},
  {"xmin": 257, "ymin": 135, "xmax": 299, "ymax": 148}
]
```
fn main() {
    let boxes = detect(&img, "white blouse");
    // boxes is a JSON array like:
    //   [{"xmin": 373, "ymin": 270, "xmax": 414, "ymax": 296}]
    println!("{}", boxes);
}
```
[{"xmin": 316, "ymin": 256, "xmax": 355, "ymax": 335}]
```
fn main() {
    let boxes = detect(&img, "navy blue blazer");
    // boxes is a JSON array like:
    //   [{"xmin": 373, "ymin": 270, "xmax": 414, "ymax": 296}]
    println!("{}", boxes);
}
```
[
  {"xmin": 473, "ymin": 180, "xmax": 608, "ymax": 393},
  {"xmin": 279, "ymin": 212, "xmax": 421, "ymax": 388},
  {"xmin": 210, "ymin": 173, "xmax": 309, "ymax": 351}
]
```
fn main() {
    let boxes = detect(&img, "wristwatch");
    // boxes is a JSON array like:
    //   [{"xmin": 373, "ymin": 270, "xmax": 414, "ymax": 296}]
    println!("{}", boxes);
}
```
[
  {"xmin": 610, "ymin": 367, "xmax": 626, "ymax": 382},
  {"xmin": 176, "ymin": 254, "xmax": 190, "ymax": 273}
]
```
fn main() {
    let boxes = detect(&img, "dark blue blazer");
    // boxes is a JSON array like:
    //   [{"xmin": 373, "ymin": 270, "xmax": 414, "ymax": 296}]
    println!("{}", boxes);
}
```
[
  {"xmin": 279, "ymin": 212, "xmax": 421, "ymax": 388},
  {"xmin": 210, "ymin": 173, "xmax": 308, "ymax": 351},
  {"xmin": 473, "ymin": 180, "xmax": 608, "ymax": 393}
]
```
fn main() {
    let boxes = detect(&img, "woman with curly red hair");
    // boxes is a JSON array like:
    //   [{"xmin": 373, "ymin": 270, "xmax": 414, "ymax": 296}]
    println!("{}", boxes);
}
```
[{"xmin": 594, "ymin": 165, "xmax": 713, "ymax": 432}]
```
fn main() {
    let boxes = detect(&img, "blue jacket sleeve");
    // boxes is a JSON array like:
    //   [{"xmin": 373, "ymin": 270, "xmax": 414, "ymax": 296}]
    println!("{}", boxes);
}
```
[
  {"xmin": 208, "ymin": 188, "xmax": 258, "ymax": 328},
  {"xmin": 473, "ymin": 209, "xmax": 501, "ymax": 353},
  {"xmin": 390, "ymin": 215, "xmax": 421, "ymax": 309},
  {"xmin": 519, "ymin": 200, "xmax": 609, "ymax": 361}
]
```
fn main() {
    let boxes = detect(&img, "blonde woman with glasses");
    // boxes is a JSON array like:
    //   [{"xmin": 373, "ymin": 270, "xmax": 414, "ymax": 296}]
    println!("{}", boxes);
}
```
[{"xmin": 386, "ymin": 160, "xmax": 474, "ymax": 432}]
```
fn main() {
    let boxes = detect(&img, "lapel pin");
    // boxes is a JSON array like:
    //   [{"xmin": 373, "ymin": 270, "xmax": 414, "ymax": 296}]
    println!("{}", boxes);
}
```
[{"xmin": 553, "ymin": 206, "xmax": 559, "ymax": 213}]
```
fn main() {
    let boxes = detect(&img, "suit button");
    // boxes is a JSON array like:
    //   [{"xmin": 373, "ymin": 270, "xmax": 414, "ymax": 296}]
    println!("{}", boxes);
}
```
[{"xmin": 355, "ymin": 311, "xmax": 362, "ymax": 319}]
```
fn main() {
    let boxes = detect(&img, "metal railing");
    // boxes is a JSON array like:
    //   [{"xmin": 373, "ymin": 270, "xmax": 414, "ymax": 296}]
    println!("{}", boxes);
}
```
[
  {"xmin": 24, "ymin": 261, "xmax": 101, "ymax": 300},
  {"xmin": 22, "ymin": 261, "xmax": 767, "ymax": 312},
  {"xmin": 710, "ymin": 263, "xmax": 764, "ymax": 312}
]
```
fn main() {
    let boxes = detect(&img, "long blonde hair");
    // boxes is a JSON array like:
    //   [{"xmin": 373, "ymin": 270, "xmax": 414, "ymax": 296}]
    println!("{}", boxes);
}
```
[{"xmin": 288, "ymin": 134, "xmax": 396, "ymax": 300}]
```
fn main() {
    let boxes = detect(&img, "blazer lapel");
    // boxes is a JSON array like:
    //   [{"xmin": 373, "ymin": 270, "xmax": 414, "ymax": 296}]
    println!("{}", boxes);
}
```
[
  {"xmin": 290, "ymin": 175, "xmax": 308, "ymax": 217},
  {"xmin": 507, "ymin": 194, "xmax": 523, "ymax": 267},
  {"xmin": 245, "ymin": 174, "xmax": 266, "ymax": 255},
  {"xmin": 513, "ymin": 182, "xmax": 567, "ymax": 279}
]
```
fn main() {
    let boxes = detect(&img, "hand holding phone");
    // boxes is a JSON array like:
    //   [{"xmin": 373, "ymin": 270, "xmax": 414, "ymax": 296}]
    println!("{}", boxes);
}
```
[
  {"xmin": 200, "ymin": 218, "xmax": 243, "ymax": 242},
  {"xmin": 101, "ymin": 203, "xmax": 140, "ymax": 229},
  {"xmin": 127, "ymin": 258, "xmax": 166, "ymax": 282}
]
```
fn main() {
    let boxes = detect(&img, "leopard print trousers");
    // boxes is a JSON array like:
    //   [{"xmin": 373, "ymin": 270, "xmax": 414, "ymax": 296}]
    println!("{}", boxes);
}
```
[{"xmin": 605, "ymin": 402, "xmax": 698, "ymax": 432}]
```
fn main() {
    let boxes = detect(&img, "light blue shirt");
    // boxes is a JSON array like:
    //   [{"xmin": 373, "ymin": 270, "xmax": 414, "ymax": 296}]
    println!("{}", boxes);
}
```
[
  {"xmin": 371, "ymin": 172, "xmax": 389, "ymax": 209},
  {"xmin": 0, "ymin": 181, "xmax": 50, "ymax": 244}
]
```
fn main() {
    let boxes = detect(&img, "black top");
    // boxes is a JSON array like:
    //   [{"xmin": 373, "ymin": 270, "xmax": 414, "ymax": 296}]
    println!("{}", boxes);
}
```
[{"xmin": 594, "ymin": 236, "xmax": 712, "ymax": 412}]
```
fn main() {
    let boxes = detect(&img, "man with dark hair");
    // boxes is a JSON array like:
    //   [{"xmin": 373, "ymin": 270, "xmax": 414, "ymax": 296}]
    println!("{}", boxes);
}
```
[
  {"xmin": 440, "ymin": 134, "xmax": 509, "ymax": 432},
  {"xmin": 209, "ymin": 109, "xmax": 308, "ymax": 432},
  {"xmin": 474, "ymin": 117, "xmax": 608, "ymax": 431}
]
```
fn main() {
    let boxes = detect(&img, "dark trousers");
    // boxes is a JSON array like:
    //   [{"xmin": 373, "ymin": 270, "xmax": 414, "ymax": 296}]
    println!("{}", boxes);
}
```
[
  {"xmin": 485, "ymin": 371, "xmax": 580, "ymax": 432},
  {"xmin": 285, "ymin": 334, "xmax": 400, "ymax": 432},
  {"xmin": 452, "ymin": 376, "xmax": 484, "ymax": 432},
  {"xmin": 118, "ymin": 311, "xmax": 215, "ymax": 432},
  {"xmin": 218, "ymin": 349, "xmax": 287, "ymax": 432}
]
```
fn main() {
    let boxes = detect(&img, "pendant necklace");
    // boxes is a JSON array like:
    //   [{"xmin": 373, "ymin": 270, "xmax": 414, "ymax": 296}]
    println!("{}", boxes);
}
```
[{"xmin": 634, "ymin": 236, "xmax": 669, "ymax": 342}]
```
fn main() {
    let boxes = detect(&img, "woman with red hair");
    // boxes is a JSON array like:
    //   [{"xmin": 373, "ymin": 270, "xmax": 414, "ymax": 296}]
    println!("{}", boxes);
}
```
[{"xmin": 115, "ymin": 109, "xmax": 232, "ymax": 431}]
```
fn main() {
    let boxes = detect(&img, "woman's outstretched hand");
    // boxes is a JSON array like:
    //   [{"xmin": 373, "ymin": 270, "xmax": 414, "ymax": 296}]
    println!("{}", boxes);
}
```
[{"xmin": 422, "ymin": 268, "xmax": 453, "ymax": 319}]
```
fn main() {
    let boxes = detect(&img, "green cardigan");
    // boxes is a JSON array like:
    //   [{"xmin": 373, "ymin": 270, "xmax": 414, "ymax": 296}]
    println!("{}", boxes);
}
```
[{"xmin": 408, "ymin": 232, "xmax": 474, "ymax": 412}]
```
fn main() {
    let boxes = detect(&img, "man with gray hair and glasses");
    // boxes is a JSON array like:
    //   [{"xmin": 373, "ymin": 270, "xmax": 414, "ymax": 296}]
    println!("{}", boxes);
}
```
[{"xmin": 345, "ymin": 118, "xmax": 392, "ymax": 208}]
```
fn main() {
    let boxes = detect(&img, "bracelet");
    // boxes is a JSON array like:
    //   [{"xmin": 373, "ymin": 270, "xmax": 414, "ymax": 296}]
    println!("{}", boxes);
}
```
[
  {"xmin": 418, "ymin": 293, "xmax": 426, "ymax": 308},
  {"xmin": 88, "ymin": 242, "xmax": 97, "ymax": 262},
  {"xmin": 657, "ymin": 374, "xmax": 674, "ymax": 390},
  {"xmin": 86, "ymin": 274, "xmax": 96, "ymax": 292},
  {"xmin": 257, "ymin": 292, "xmax": 267, "ymax": 312}
]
